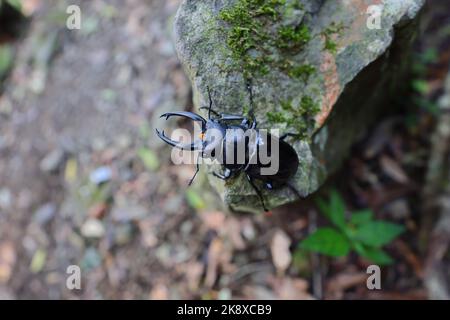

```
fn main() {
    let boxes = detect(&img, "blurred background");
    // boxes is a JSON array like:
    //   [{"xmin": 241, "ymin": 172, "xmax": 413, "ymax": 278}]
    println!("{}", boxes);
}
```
[{"xmin": 0, "ymin": 0, "xmax": 449, "ymax": 299}]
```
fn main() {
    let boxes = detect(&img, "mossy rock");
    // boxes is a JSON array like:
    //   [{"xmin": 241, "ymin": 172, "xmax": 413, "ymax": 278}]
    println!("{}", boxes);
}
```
[{"xmin": 174, "ymin": 0, "xmax": 424, "ymax": 213}]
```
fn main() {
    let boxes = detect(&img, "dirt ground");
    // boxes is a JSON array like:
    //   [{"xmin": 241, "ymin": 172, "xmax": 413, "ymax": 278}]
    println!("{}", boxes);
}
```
[{"xmin": 0, "ymin": 0, "xmax": 449, "ymax": 300}]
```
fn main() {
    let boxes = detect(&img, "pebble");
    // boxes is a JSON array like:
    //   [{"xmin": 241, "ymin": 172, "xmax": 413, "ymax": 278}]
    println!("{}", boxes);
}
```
[
  {"xmin": 89, "ymin": 166, "xmax": 113, "ymax": 185},
  {"xmin": 33, "ymin": 203, "xmax": 56, "ymax": 225},
  {"xmin": 81, "ymin": 218, "xmax": 105, "ymax": 238},
  {"xmin": 0, "ymin": 188, "xmax": 12, "ymax": 210},
  {"xmin": 111, "ymin": 204, "xmax": 146, "ymax": 222},
  {"xmin": 114, "ymin": 223, "xmax": 133, "ymax": 245},
  {"xmin": 40, "ymin": 149, "xmax": 64, "ymax": 172},
  {"xmin": 81, "ymin": 247, "xmax": 102, "ymax": 270}
]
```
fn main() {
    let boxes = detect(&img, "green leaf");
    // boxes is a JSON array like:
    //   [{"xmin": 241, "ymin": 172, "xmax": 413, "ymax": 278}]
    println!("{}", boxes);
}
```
[
  {"xmin": 138, "ymin": 148, "xmax": 159, "ymax": 171},
  {"xmin": 185, "ymin": 190, "xmax": 205, "ymax": 210},
  {"xmin": 411, "ymin": 79, "xmax": 429, "ymax": 95},
  {"xmin": 316, "ymin": 191, "xmax": 346, "ymax": 230},
  {"xmin": 327, "ymin": 190, "xmax": 346, "ymax": 230},
  {"xmin": 350, "ymin": 210, "xmax": 373, "ymax": 226},
  {"xmin": 354, "ymin": 221, "xmax": 405, "ymax": 247},
  {"xmin": 315, "ymin": 197, "xmax": 330, "ymax": 218},
  {"xmin": 354, "ymin": 245, "xmax": 393, "ymax": 265},
  {"xmin": 420, "ymin": 48, "xmax": 438, "ymax": 64},
  {"xmin": 0, "ymin": 45, "xmax": 13, "ymax": 78},
  {"xmin": 300, "ymin": 227, "xmax": 350, "ymax": 257},
  {"xmin": 292, "ymin": 248, "xmax": 310, "ymax": 274},
  {"xmin": 5, "ymin": 0, "xmax": 22, "ymax": 11},
  {"xmin": 30, "ymin": 249, "xmax": 47, "ymax": 273}
]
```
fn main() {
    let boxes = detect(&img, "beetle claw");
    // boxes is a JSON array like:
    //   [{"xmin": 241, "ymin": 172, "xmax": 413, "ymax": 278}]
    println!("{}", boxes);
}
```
[
  {"xmin": 156, "ymin": 111, "xmax": 206, "ymax": 150},
  {"xmin": 155, "ymin": 128, "xmax": 201, "ymax": 151},
  {"xmin": 160, "ymin": 111, "xmax": 206, "ymax": 125}
]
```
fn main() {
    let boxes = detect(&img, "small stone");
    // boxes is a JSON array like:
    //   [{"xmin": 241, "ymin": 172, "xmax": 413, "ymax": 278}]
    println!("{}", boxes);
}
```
[
  {"xmin": 91, "ymin": 137, "xmax": 107, "ymax": 151},
  {"xmin": 81, "ymin": 219, "xmax": 105, "ymax": 238},
  {"xmin": 114, "ymin": 223, "xmax": 133, "ymax": 245},
  {"xmin": 33, "ymin": 203, "xmax": 56, "ymax": 225},
  {"xmin": 141, "ymin": 232, "xmax": 158, "ymax": 248},
  {"xmin": 385, "ymin": 199, "xmax": 410, "ymax": 220},
  {"xmin": 89, "ymin": 166, "xmax": 113, "ymax": 185},
  {"xmin": 218, "ymin": 288, "xmax": 232, "ymax": 300},
  {"xmin": 0, "ymin": 188, "xmax": 12, "ymax": 210},
  {"xmin": 180, "ymin": 221, "xmax": 193, "ymax": 235},
  {"xmin": 40, "ymin": 149, "xmax": 64, "ymax": 172},
  {"xmin": 163, "ymin": 195, "xmax": 184, "ymax": 215},
  {"xmin": 116, "ymin": 134, "xmax": 131, "ymax": 150},
  {"xmin": 155, "ymin": 244, "xmax": 171, "ymax": 265},
  {"xmin": 150, "ymin": 283, "xmax": 169, "ymax": 300},
  {"xmin": 111, "ymin": 204, "xmax": 146, "ymax": 222},
  {"xmin": 81, "ymin": 247, "xmax": 102, "ymax": 270}
]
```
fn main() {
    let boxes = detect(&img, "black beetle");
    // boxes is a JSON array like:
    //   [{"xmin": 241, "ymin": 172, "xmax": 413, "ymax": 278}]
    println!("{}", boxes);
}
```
[{"xmin": 156, "ymin": 83, "xmax": 300, "ymax": 211}]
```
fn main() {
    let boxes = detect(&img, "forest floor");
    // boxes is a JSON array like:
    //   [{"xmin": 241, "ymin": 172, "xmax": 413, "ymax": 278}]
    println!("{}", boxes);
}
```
[{"xmin": 0, "ymin": 0, "xmax": 449, "ymax": 299}]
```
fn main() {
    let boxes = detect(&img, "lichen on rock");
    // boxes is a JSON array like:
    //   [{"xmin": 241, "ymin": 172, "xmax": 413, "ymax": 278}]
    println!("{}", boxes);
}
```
[{"xmin": 174, "ymin": 0, "xmax": 425, "ymax": 213}]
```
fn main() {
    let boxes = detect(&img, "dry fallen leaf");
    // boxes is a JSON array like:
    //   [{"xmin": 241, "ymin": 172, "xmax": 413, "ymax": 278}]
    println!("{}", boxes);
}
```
[
  {"xmin": 88, "ymin": 202, "xmax": 108, "ymax": 219},
  {"xmin": 205, "ymin": 238, "xmax": 223, "ymax": 288},
  {"xmin": 0, "ymin": 242, "xmax": 16, "ymax": 283},
  {"xmin": 150, "ymin": 283, "xmax": 169, "ymax": 300},
  {"xmin": 269, "ymin": 276, "xmax": 313, "ymax": 300},
  {"xmin": 201, "ymin": 211, "xmax": 226, "ymax": 232},
  {"xmin": 270, "ymin": 229, "xmax": 292, "ymax": 275},
  {"xmin": 326, "ymin": 272, "xmax": 368, "ymax": 299},
  {"xmin": 226, "ymin": 217, "xmax": 246, "ymax": 250},
  {"xmin": 380, "ymin": 155, "xmax": 409, "ymax": 184},
  {"xmin": 183, "ymin": 261, "xmax": 204, "ymax": 292}
]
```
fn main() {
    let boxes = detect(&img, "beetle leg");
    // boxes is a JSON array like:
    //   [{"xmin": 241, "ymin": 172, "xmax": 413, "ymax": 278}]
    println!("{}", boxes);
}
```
[
  {"xmin": 280, "ymin": 133, "xmax": 300, "ymax": 141},
  {"xmin": 240, "ymin": 117, "xmax": 253, "ymax": 129},
  {"xmin": 213, "ymin": 172, "xmax": 228, "ymax": 180},
  {"xmin": 246, "ymin": 174, "xmax": 268, "ymax": 212},
  {"xmin": 188, "ymin": 153, "xmax": 201, "ymax": 186},
  {"xmin": 213, "ymin": 168, "xmax": 232, "ymax": 180},
  {"xmin": 199, "ymin": 106, "xmax": 220, "ymax": 118},
  {"xmin": 219, "ymin": 114, "xmax": 246, "ymax": 121}
]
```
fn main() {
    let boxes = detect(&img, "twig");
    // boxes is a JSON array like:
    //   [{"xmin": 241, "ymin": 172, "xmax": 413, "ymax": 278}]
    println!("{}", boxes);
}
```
[
  {"xmin": 421, "ymin": 64, "xmax": 450, "ymax": 299},
  {"xmin": 309, "ymin": 209, "xmax": 323, "ymax": 299}
]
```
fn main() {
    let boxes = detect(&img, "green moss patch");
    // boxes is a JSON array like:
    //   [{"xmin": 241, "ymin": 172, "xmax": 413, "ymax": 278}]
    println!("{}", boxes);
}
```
[
  {"xmin": 267, "ymin": 95, "xmax": 320, "ymax": 139},
  {"xmin": 321, "ymin": 22, "xmax": 345, "ymax": 54},
  {"xmin": 219, "ymin": 0, "xmax": 313, "ymax": 80},
  {"xmin": 218, "ymin": 0, "xmax": 343, "ymax": 138}
]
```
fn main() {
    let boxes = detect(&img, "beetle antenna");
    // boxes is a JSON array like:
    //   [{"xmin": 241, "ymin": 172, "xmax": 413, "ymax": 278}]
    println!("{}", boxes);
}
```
[
  {"xmin": 207, "ymin": 86, "xmax": 213, "ymax": 120},
  {"xmin": 246, "ymin": 79, "xmax": 257, "ymax": 128}
]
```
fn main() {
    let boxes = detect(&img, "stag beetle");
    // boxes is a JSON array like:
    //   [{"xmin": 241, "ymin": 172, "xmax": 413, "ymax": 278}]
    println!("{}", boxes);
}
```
[{"xmin": 155, "ymin": 82, "xmax": 300, "ymax": 211}]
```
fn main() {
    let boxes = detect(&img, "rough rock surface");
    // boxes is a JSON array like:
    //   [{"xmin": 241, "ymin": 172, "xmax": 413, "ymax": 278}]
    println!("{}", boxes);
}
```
[{"xmin": 174, "ymin": 0, "xmax": 425, "ymax": 213}]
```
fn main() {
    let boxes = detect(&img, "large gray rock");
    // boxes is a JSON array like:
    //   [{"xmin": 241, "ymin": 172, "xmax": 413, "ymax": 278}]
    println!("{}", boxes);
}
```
[{"xmin": 174, "ymin": 0, "xmax": 424, "ymax": 213}]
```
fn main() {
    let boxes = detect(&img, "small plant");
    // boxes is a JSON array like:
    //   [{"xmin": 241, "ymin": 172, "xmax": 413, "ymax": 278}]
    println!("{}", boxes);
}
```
[{"xmin": 299, "ymin": 190, "xmax": 405, "ymax": 265}]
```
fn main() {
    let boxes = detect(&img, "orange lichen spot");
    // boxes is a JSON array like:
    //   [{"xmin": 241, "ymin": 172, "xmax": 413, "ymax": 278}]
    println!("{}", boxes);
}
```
[{"xmin": 316, "ymin": 51, "xmax": 340, "ymax": 128}]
